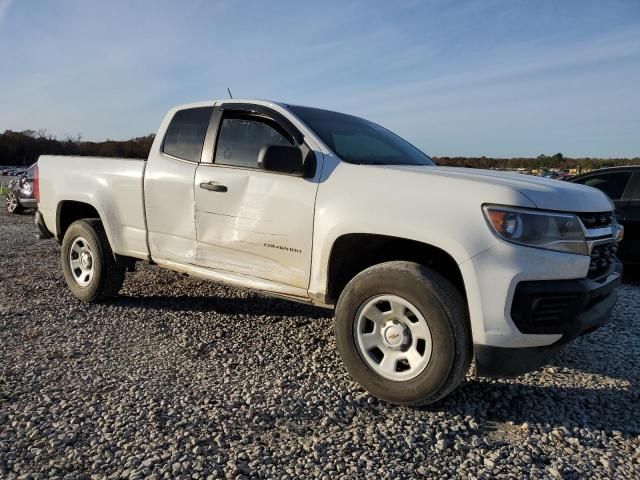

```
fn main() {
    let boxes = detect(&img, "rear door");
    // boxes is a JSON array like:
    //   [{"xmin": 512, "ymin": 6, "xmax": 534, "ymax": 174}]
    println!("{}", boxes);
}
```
[
  {"xmin": 144, "ymin": 106, "xmax": 214, "ymax": 264},
  {"xmin": 194, "ymin": 105, "xmax": 320, "ymax": 289}
]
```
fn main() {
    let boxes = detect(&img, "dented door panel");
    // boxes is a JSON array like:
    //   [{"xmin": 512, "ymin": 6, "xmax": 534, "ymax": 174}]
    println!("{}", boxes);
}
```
[
  {"xmin": 194, "ymin": 166, "xmax": 317, "ymax": 289},
  {"xmin": 144, "ymin": 153, "xmax": 199, "ymax": 263}
]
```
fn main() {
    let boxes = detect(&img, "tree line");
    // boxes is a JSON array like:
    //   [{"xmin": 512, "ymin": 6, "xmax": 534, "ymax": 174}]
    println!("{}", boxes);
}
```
[
  {"xmin": 1, "ymin": 129, "xmax": 638, "ymax": 170},
  {"xmin": 434, "ymin": 153, "xmax": 640, "ymax": 171},
  {"xmin": 0, "ymin": 130, "xmax": 155, "ymax": 166}
]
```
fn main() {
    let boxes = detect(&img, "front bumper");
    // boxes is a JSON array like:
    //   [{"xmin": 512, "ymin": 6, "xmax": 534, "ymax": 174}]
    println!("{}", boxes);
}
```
[{"xmin": 475, "ymin": 259, "xmax": 622, "ymax": 377}]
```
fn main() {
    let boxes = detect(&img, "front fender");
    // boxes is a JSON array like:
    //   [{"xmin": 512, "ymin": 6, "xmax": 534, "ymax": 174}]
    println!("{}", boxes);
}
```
[{"xmin": 307, "ymin": 160, "xmax": 536, "ymax": 304}]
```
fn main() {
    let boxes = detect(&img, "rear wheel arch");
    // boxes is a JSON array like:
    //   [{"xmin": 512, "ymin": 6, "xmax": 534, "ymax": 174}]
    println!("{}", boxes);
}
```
[{"xmin": 56, "ymin": 200, "xmax": 103, "ymax": 242}]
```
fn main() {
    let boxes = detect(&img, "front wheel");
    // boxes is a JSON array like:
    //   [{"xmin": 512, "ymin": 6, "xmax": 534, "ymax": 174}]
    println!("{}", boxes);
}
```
[
  {"xmin": 6, "ymin": 190, "xmax": 23, "ymax": 214},
  {"xmin": 61, "ymin": 219, "xmax": 126, "ymax": 302},
  {"xmin": 334, "ymin": 261, "xmax": 471, "ymax": 406}
]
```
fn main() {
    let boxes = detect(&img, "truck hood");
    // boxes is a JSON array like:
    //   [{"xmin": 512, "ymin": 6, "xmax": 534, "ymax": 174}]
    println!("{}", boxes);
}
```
[{"xmin": 379, "ymin": 165, "xmax": 614, "ymax": 213}]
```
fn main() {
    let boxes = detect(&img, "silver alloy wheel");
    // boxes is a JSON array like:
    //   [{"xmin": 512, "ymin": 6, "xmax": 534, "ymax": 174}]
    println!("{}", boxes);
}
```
[
  {"xmin": 354, "ymin": 294, "xmax": 433, "ymax": 381},
  {"xmin": 6, "ymin": 191, "xmax": 18, "ymax": 212},
  {"xmin": 69, "ymin": 236, "xmax": 94, "ymax": 287}
]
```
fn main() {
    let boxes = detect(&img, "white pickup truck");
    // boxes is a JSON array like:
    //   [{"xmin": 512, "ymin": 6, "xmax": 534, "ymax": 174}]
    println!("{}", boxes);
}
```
[{"xmin": 35, "ymin": 99, "xmax": 623, "ymax": 405}]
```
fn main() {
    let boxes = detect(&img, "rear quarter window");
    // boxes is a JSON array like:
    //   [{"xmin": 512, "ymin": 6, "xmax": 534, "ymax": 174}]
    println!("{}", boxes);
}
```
[{"xmin": 162, "ymin": 107, "xmax": 213, "ymax": 162}]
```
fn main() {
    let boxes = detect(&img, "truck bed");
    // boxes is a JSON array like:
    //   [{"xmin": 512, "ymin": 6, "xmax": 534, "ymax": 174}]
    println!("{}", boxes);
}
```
[{"xmin": 38, "ymin": 155, "xmax": 149, "ymax": 260}]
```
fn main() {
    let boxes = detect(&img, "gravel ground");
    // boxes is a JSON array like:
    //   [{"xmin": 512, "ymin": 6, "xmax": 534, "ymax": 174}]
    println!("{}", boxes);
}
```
[{"xmin": 1, "ymin": 208, "xmax": 639, "ymax": 479}]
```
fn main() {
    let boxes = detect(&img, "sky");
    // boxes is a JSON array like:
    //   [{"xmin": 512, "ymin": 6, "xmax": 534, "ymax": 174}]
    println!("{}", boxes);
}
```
[{"xmin": 1, "ymin": 0, "xmax": 639, "ymax": 158}]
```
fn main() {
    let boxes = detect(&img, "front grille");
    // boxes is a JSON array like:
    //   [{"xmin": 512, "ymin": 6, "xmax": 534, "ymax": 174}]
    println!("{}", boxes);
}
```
[
  {"xmin": 577, "ymin": 211, "xmax": 614, "ymax": 229},
  {"xmin": 588, "ymin": 242, "xmax": 618, "ymax": 279},
  {"xmin": 575, "ymin": 211, "xmax": 619, "ymax": 279}
]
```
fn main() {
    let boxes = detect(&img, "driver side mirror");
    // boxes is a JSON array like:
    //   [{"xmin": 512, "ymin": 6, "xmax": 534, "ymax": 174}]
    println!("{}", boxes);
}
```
[{"xmin": 258, "ymin": 145, "xmax": 304, "ymax": 176}]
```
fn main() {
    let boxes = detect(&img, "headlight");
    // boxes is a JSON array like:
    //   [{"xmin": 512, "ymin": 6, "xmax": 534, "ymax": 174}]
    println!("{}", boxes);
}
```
[{"xmin": 483, "ymin": 205, "xmax": 587, "ymax": 255}]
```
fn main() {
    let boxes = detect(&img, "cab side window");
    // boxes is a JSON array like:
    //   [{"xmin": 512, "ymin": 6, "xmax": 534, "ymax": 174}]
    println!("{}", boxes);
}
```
[
  {"xmin": 162, "ymin": 107, "xmax": 213, "ymax": 162},
  {"xmin": 214, "ymin": 116, "xmax": 292, "ymax": 168},
  {"xmin": 574, "ymin": 172, "xmax": 631, "ymax": 200}
]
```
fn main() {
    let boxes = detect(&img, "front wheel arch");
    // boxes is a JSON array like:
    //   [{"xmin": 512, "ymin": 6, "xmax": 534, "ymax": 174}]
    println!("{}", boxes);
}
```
[{"xmin": 326, "ymin": 233, "xmax": 467, "ymax": 306}]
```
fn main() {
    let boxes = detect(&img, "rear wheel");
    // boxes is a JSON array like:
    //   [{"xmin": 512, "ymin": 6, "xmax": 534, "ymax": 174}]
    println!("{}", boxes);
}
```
[
  {"xmin": 6, "ymin": 190, "xmax": 23, "ymax": 214},
  {"xmin": 334, "ymin": 261, "xmax": 471, "ymax": 406},
  {"xmin": 61, "ymin": 219, "xmax": 125, "ymax": 302}
]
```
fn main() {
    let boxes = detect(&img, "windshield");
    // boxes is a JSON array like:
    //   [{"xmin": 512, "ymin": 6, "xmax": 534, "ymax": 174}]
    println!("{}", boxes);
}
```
[{"xmin": 287, "ymin": 105, "xmax": 435, "ymax": 166}]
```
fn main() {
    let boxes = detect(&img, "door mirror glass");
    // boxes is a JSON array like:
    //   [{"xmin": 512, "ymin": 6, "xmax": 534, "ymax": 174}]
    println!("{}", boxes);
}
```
[{"xmin": 258, "ymin": 145, "xmax": 304, "ymax": 176}]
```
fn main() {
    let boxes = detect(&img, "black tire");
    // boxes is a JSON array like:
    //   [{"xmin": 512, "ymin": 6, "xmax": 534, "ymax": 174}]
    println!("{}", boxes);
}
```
[
  {"xmin": 61, "ymin": 219, "xmax": 125, "ymax": 302},
  {"xmin": 334, "ymin": 261, "xmax": 471, "ymax": 406},
  {"xmin": 6, "ymin": 190, "xmax": 24, "ymax": 214}
]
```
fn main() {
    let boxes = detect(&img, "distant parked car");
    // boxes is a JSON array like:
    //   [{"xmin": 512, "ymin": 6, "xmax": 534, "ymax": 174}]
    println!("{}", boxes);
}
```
[
  {"xmin": 5, "ymin": 164, "xmax": 37, "ymax": 214},
  {"xmin": 541, "ymin": 172, "xmax": 558, "ymax": 179},
  {"xmin": 570, "ymin": 166, "xmax": 640, "ymax": 266},
  {"xmin": 554, "ymin": 173, "xmax": 572, "ymax": 181},
  {"xmin": 541, "ymin": 171, "xmax": 571, "ymax": 181}
]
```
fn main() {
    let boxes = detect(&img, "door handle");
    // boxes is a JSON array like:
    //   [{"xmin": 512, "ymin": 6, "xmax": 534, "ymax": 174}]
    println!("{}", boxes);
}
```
[{"xmin": 200, "ymin": 182, "xmax": 228, "ymax": 192}]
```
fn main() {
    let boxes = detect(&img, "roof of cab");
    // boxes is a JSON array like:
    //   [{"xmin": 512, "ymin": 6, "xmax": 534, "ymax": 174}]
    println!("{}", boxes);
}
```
[{"xmin": 172, "ymin": 99, "xmax": 287, "ymax": 111}]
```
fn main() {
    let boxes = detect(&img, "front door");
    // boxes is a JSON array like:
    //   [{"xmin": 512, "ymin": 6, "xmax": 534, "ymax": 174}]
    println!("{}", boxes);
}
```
[{"xmin": 194, "ymin": 108, "xmax": 320, "ymax": 289}]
